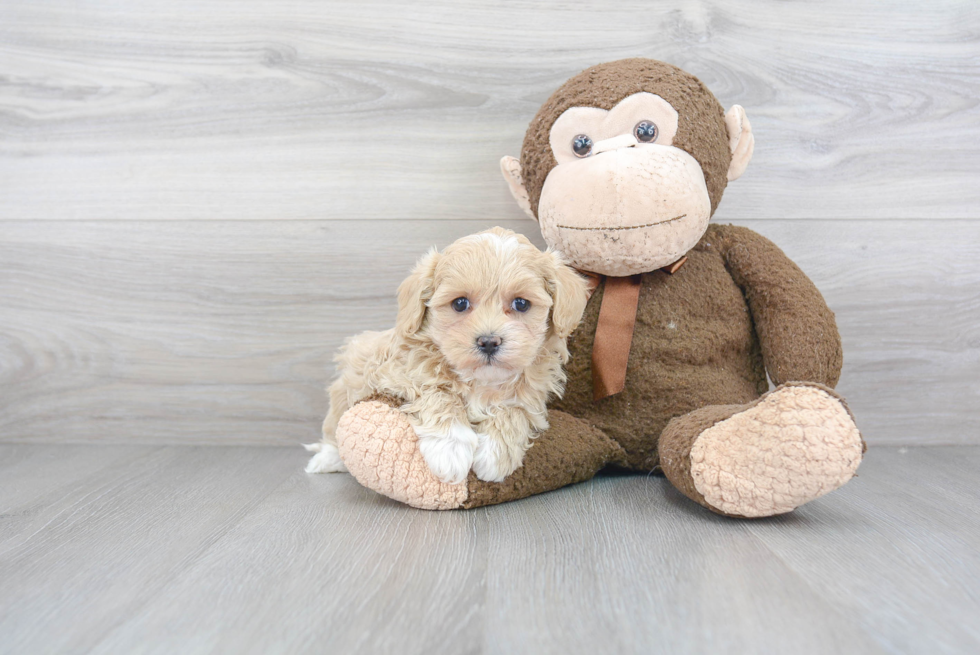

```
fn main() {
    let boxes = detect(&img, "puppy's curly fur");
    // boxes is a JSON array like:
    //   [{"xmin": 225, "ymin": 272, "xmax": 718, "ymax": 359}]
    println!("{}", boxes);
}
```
[{"xmin": 305, "ymin": 227, "xmax": 589, "ymax": 483}]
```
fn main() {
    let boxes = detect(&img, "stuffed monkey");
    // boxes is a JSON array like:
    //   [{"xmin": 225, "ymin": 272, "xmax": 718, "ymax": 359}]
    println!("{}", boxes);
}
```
[{"xmin": 324, "ymin": 59, "xmax": 865, "ymax": 518}]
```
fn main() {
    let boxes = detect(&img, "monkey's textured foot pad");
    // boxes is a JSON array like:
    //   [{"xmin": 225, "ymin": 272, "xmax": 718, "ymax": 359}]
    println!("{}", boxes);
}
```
[
  {"xmin": 690, "ymin": 385, "xmax": 863, "ymax": 517},
  {"xmin": 336, "ymin": 401, "xmax": 468, "ymax": 510}
]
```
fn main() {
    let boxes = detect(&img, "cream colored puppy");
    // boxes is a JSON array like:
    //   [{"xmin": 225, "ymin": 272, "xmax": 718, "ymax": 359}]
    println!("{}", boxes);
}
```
[{"xmin": 305, "ymin": 227, "xmax": 589, "ymax": 483}]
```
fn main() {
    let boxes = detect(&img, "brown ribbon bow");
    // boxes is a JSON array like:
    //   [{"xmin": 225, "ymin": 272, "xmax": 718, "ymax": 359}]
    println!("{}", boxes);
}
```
[{"xmin": 583, "ymin": 257, "xmax": 687, "ymax": 401}]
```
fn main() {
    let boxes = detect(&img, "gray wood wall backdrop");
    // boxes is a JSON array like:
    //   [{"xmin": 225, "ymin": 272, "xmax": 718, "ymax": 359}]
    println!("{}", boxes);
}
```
[{"xmin": 1, "ymin": 0, "xmax": 978, "ymax": 446}]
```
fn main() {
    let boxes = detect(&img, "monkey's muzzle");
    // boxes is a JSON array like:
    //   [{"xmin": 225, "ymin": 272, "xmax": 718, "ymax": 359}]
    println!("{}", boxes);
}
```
[{"xmin": 537, "ymin": 145, "xmax": 712, "ymax": 276}]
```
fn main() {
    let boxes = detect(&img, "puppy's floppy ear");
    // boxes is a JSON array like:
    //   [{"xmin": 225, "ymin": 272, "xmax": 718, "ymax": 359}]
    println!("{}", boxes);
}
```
[
  {"xmin": 545, "ymin": 252, "xmax": 589, "ymax": 340},
  {"xmin": 396, "ymin": 248, "xmax": 440, "ymax": 337}
]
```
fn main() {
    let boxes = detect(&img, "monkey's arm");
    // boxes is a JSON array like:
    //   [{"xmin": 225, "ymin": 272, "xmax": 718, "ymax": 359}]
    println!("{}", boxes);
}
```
[{"xmin": 715, "ymin": 224, "xmax": 842, "ymax": 387}]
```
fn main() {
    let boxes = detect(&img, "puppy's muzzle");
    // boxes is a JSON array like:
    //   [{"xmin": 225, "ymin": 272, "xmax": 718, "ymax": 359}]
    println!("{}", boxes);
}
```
[{"xmin": 476, "ymin": 335, "xmax": 502, "ymax": 357}]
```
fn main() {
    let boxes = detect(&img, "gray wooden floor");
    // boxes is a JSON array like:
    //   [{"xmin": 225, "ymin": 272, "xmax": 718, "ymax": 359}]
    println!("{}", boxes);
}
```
[{"xmin": 1, "ymin": 444, "xmax": 977, "ymax": 654}]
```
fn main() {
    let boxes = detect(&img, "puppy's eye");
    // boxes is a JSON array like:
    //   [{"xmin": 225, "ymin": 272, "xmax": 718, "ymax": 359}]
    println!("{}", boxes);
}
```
[
  {"xmin": 451, "ymin": 297, "xmax": 470, "ymax": 312},
  {"xmin": 511, "ymin": 298, "xmax": 530, "ymax": 313},
  {"xmin": 571, "ymin": 134, "xmax": 593, "ymax": 158},
  {"xmin": 633, "ymin": 120, "xmax": 658, "ymax": 143}
]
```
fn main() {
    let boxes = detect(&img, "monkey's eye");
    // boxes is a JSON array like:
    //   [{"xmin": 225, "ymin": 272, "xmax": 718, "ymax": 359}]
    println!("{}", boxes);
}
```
[
  {"xmin": 511, "ymin": 298, "xmax": 530, "ymax": 313},
  {"xmin": 634, "ymin": 120, "xmax": 659, "ymax": 143},
  {"xmin": 571, "ymin": 134, "xmax": 593, "ymax": 158},
  {"xmin": 451, "ymin": 297, "xmax": 470, "ymax": 312}
]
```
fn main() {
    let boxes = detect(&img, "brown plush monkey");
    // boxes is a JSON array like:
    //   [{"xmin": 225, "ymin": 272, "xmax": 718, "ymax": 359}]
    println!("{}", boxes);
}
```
[{"xmin": 328, "ymin": 59, "xmax": 865, "ymax": 517}]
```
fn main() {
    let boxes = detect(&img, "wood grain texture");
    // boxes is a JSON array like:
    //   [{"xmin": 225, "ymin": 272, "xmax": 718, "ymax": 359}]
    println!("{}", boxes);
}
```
[
  {"xmin": 0, "ymin": 445, "xmax": 300, "ymax": 654},
  {"xmin": 90, "ymin": 454, "xmax": 488, "ymax": 655},
  {"xmin": 0, "ymin": 0, "xmax": 977, "ymax": 220},
  {"xmin": 0, "ymin": 444, "xmax": 977, "ymax": 654},
  {"xmin": 1, "ymin": 219, "xmax": 977, "ymax": 447},
  {"xmin": 481, "ymin": 476, "xmax": 884, "ymax": 654},
  {"xmin": 746, "ymin": 447, "xmax": 980, "ymax": 654}
]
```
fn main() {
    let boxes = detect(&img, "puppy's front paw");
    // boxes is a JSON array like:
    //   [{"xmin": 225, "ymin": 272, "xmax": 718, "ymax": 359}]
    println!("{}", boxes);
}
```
[
  {"xmin": 472, "ymin": 433, "xmax": 522, "ymax": 483},
  {"xmin": 416, "ymin": 423, "xmax": 478, "ymax": 485},
  {"xmin": 304, "ymin": 442, "xmax": 349, "ymax": 474}
]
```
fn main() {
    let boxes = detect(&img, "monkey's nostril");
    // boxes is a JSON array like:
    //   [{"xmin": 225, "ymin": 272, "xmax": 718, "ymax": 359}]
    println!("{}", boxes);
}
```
[{"xmin": 476, "ymin": 335, "xmax": 502, "ymax": 355}]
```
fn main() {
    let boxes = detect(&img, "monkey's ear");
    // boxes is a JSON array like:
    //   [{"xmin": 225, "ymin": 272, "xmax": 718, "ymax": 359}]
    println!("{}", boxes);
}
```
[
  {"xmin": 546, "ymin": 252, "xmax": 589, "ymax": 340},
  {"xmin": 395, "ymin": 248, "xmax": 440, "ymax": 337},
  {"xmin": 725, "ymin": 105, "xmax": 754, "ymax": 182},
  {"xmin": 500, "ymin": 156, "xmax": 537, "ymax": 221}
]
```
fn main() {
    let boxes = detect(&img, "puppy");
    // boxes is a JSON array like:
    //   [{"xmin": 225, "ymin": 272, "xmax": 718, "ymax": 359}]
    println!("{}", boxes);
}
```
[{"xmin": 305, "ymin": 227, "xmax": 589, "ymax": 484}]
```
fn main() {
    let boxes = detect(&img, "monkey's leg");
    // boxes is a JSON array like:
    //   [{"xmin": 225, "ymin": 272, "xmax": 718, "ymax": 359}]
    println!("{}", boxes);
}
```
[
  {"xmin": 335, "ymin": 397, "xmax": 627, "ymax": 510},
  {"xmin": 658, "ymin": 382, "xmax": 865, "ymax": 518}
]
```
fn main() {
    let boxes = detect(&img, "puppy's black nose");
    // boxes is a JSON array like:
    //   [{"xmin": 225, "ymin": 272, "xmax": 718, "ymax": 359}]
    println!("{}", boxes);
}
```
[{"xmin": 476, "ymin": 335, "xmax": 502, "ymax": 356}]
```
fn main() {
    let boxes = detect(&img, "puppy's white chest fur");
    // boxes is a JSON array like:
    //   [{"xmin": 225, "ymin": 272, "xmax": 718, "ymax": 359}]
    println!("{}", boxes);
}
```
[{"xmin": 462, "ymin": 383, "xmax": 523, "ymax": 424}]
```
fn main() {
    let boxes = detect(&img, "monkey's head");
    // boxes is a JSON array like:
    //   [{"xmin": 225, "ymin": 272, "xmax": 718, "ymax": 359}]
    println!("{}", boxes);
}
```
[{"xmin": 501, "ymin": 58, "xmax": 754, "ymax": 276}]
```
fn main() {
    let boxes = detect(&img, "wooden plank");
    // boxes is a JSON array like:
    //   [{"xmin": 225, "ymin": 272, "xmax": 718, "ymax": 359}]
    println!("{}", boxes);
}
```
[
  {"xmin": 0, "ymin": 218, "xmax": 514, "ymax": 446},
  {"xmin": 0, "ymin": 444, "xmax": 159, "ymax": 551},
  {"xmin": 481, "ymin": 446, "xmax": 980, "ymax": 654},
  {"xmin": 0, "ymin": 218, "xmax": 976, "ymax": 447},
  {"xmin": 0, "ymin": 445, "xmax": 300, "ymax": 654},
  {"xmin": 2, "ymin": 445, "xmax": 976, "ymax": 653},
  {"xmin": 744, "ymin": 446, "xmax": 980, "ymax": 654},
  {"xmin": 0, "ymin": 0, "xmax": 977, "ymax": 220},
  {"xmin": 480, "ymin": 475, "xmax": 888, "ymax": 654},
  {"xmin": 92, "ymin": 470, "xmax": 885, "ymax": 655},
  {"xmin": 88, "ymin": 454, "xmax": 487, "ymax": 655}
]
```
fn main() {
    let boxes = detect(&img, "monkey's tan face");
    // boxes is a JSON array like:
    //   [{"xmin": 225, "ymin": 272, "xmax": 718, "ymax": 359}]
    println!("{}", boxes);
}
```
[
  {"xmin": 536, "ymin": 92, "xmax": 711, "ymax": 276},
  {"xmin": 502, "ymin": 85, "xmax": 753, "ymax": 277},
  {"xmin": 538, "ymin": 144, "xmax": 711, "ymax": 276}
]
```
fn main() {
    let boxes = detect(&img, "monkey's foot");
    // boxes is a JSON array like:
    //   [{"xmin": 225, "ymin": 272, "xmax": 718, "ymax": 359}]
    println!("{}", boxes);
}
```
[
  {"xmin": 659, "ymin": 383, "xmax": 865, "ymax": 518},
  {"xmin": 335, "ymin": 397, "xmax": 627, "ymax": 510},
  {"xmin": 336, "ymin": 398, "xmax": 469, "ymax": 510}
]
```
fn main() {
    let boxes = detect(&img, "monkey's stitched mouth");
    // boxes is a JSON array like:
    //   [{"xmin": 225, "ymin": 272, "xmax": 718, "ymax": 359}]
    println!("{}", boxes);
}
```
[{"xmin": 556, "ymin": 214, "xmax": 686, "ymax": 231}]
